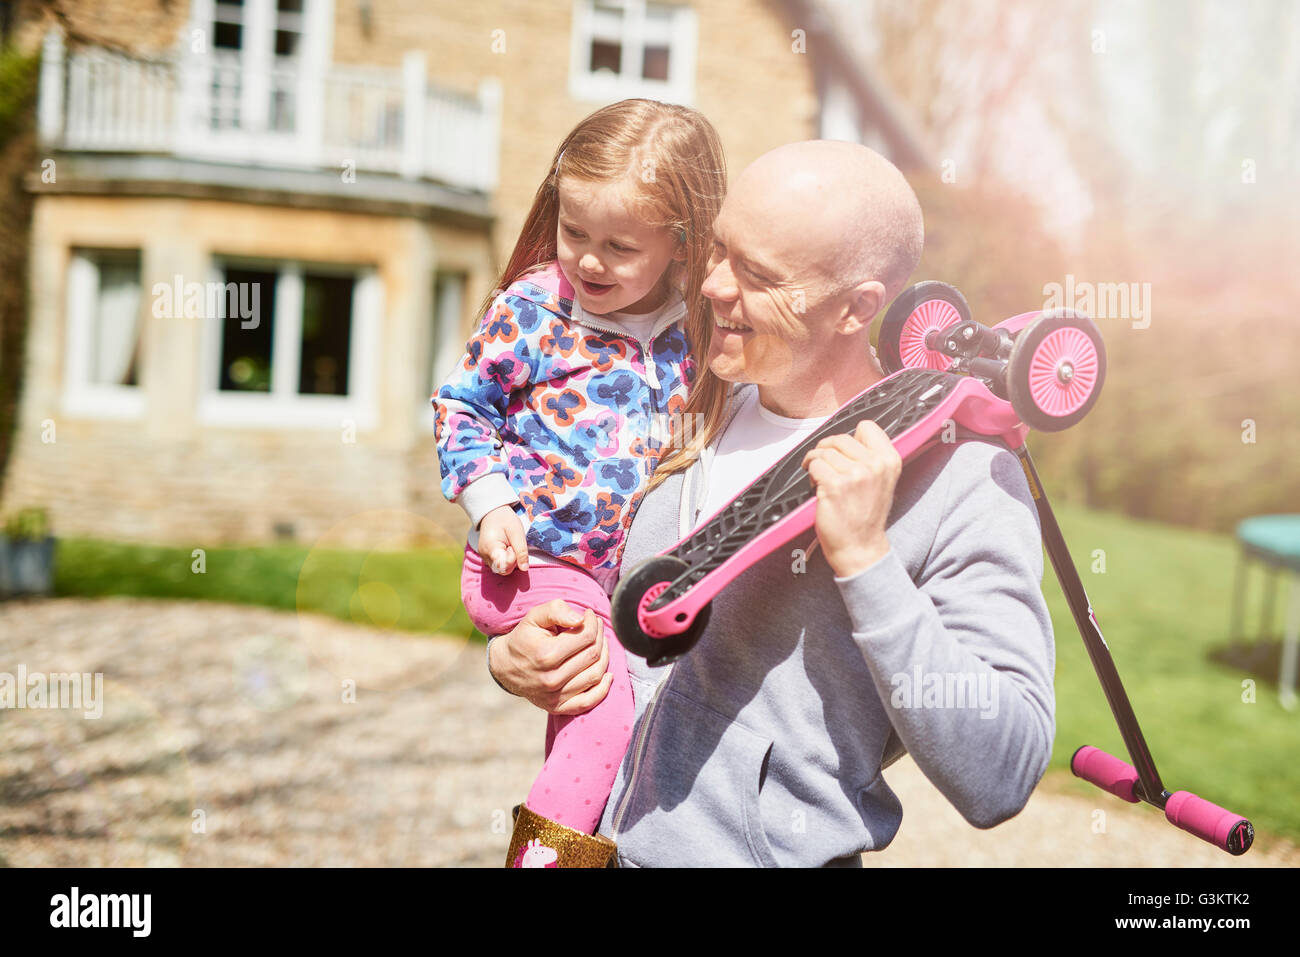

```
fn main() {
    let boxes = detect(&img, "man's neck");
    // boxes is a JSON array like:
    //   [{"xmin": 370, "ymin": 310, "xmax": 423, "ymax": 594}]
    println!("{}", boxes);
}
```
[{"xmin": 757, "ymin": 364, "xmax": 883, "ymax": 419}]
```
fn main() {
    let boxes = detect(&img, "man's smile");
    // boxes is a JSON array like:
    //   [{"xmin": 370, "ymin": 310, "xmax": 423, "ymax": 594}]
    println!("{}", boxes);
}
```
[{"xmin": 714, "ymin": 315, "xmax": 752, "ymax": 332}]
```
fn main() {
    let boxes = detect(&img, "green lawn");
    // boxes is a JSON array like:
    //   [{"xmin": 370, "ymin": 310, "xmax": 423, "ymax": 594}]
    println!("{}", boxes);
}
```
[
  {"xmin": 53, "ymin": 538, "xmax": 476, "ymax": 640},
  {"xmin": 1045, "ymin": 502, "xmax": 1299, "ymax": 846},
  {"xmin": 49, "ymin": 505, "xmax": 1299, "ymax": 843}
]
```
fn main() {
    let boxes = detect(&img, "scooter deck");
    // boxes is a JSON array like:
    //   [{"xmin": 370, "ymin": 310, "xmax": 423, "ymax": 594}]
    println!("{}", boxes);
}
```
[{"xmin": 652, "ymin": 368, "xmax": 965, "ymax": 606}]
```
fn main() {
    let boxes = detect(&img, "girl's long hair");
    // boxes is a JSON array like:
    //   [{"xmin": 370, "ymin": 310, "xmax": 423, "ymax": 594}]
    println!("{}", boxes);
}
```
[{"xmin": 478, "ymin": 98, "xmax": 735, "ymax": 493}]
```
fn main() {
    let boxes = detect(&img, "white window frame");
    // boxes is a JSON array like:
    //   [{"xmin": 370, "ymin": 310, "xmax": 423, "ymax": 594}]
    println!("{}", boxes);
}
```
[
  {"xmin": 568, "ymin": 0, "xmax": 697, "ymax": 106},
  {"xmin": 419, "ymin": 270, "xmax": 470, "ymax": 433},
  {"xmin": 181, "ymin": 0, "xmax": 334, "ymax": 168},
  {"xmin": 62, "ymin": 249, "xmax": 146, "ymax": 421},
  {"xmin": 198, "ymin": 256, "xmax": 380, "ymax": 431}
]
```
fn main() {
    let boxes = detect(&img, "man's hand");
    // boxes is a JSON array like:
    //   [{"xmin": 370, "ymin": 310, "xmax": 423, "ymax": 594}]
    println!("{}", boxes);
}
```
[
  {"xmin": 487, "ymin": 599, "xmax": 613, "ymax": 715},
  {"xmin": 800, "ymin": 419, "xmax": 901, "ymax": 578},
  {"xmin": 479, "ymin": 504, "xmax": 529, "ymax": 575}
]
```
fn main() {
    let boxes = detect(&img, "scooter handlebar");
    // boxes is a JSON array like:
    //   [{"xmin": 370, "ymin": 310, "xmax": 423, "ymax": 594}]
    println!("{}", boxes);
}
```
[
  {"xmin": 1165, "ymin": 790, "xmax": 1254, "ymax": 856},
  {"xmin": 1071, "ymin": 745, "xmax": 1254, "ymax": 855},
  {"xmin": 1070, "ymin": 745, "xmax": 1139, "ymax": 803}
]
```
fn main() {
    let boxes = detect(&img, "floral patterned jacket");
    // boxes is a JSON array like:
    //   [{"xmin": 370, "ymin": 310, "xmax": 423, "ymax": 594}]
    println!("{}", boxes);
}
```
[{"xmin": 433, "ymin": 261, "xmax": 697, "ymax": 579}]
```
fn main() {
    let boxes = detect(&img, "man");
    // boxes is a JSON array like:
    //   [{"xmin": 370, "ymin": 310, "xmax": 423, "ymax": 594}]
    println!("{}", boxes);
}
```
[{"xmin": 487, "ymin": 141, "xmax": 1055, "ymax": 867}]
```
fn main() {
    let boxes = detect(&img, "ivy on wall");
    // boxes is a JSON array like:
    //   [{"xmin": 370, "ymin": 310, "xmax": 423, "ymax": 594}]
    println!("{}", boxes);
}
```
[{"xmin": 0, "ymin": 45, "xmax": 39, "ymax": 499}]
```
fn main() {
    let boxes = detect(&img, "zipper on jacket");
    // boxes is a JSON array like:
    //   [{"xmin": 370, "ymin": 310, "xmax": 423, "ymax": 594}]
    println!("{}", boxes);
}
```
[{"xmin": 569, "ymin": 310, "xmax": 663, "ymax": 390}]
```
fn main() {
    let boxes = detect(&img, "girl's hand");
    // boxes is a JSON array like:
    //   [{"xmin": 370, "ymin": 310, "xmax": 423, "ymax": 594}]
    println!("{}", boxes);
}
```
[{"xmin": 479, "ymin": 505, "xmax": 530, "ymax": 575}]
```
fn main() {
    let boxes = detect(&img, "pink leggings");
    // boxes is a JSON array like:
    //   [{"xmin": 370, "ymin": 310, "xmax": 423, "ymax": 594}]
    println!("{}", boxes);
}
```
[{"xmin": 460, "ymin": 544, "xmax": 633, "ymax": 833}]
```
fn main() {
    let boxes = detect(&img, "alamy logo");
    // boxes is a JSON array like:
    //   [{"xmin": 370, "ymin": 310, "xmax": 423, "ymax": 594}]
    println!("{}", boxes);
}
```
[
  {"xmin": 889, "ymin": 665, "xmax": 999, "ymax": 719},
  {"xmin": 49, "ymin": 887, "xmax": 151, "ymax": 937},
  {"xmin": 152, "ymin": 274, "xmax": 260, "ymax": 328},
  {"xmin": 595, "ymin": 410, "xmax": 704, "ymax": 454},
  {"xmin": 1042, "ymin": 275, "xmax": 1151, "ymax": 329},
  {"xmin": 0, "ymin": 666, "xmax": 103, "ymax": 719}
]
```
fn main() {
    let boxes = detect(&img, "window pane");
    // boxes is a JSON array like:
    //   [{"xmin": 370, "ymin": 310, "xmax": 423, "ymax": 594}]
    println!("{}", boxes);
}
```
[
  {"xmin": 214, "ymin": 0, "xmax": 245, "ymax": 21},
  {"xmin": 643, "ymin": 4, "xmax": 674, "ymax": 41},
  {"xmin": 214, "ymin": 21, "xmax": 242, "ymax": 49},
  {"xmin": 590, "ymin": 1, "xmax": 624, "ymax": 47},
  {"xmin": 210, "ymin": 61, "xmax": 241, "ymax": 129},
  {"xmin": 90, "ymin": 253, "xmax": 142, "ymax": 388},
  {"xmin": 274, "ymin": 28, "xmax": 300, "ymax": 56},
  {"xmin": 642, "ymin": 45, "xmax": 670, "ymax": 81},
  {"xmin": 298, "ymin": 273, "xmax": 354, "ymax": 396},
  {"xmin": 219, "ymin": 268, "xmax": 276, "ymax": 392},
  {"xmin": 591, "ymin": 40, "xmax": 622, "ymax": 75},
  {"xmin": 431, "ymin": 272, "xmax": 468, "ymax": 392},
  {"xmin": 269, "ymin": 72, "xmax": 295, "ymax": 131}
]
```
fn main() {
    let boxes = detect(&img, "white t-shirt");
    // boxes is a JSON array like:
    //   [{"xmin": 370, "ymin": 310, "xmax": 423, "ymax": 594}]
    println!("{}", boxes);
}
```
[
  {"xmin": 690, "ymin": 388, "xmax": 833, "ymax": 533},
  {"xmin": 603, "ymin": 306, "xmax": 662, "ymax": 342}
]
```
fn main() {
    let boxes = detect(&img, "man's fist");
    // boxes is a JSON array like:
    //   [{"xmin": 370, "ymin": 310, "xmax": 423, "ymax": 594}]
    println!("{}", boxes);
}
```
[
  {"xmin": 479, "ymin": 504, "xmax": 529, "ymax": 575},
  {"xmin": 800, "ymin": 419, "xmax": 901, "ymax": 578}
]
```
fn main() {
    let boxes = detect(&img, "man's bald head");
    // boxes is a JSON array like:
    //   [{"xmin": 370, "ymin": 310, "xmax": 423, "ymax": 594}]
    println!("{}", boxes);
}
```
[{"xmin": 732, "ymin": 140, "xmax": 924, "ymax": 305}]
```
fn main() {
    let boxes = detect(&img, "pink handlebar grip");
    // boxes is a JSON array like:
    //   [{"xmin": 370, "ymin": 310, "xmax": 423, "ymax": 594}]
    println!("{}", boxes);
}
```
[
  {"xmin": 1070, "ymin": 745, "xmax": 1139, "ymax": 803},
  {"xmin": 1164, "ymin": 790, "xmax": 1254, "ymax": 856}
]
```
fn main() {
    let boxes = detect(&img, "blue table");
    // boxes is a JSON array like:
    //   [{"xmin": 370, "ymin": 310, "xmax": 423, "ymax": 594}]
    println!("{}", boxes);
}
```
[{"xmin": 1231, "ymin": 515, "xmax": 1300, "ymax": 708}]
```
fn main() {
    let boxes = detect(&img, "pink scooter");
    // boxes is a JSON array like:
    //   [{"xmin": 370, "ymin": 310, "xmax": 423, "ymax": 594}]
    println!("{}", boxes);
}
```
[{"xmin": 611, "ymin": 281, "xmax": 1254, "ymax": 856}]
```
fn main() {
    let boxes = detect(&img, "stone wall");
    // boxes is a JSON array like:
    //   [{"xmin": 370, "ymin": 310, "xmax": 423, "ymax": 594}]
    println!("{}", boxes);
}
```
[{"xmin": 11, "ymin": 0, "xmax": 188, "ymax": 55}]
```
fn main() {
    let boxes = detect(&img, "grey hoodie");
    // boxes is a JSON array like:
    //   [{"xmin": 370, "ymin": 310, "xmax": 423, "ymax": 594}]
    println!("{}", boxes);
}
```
[{"xmin": 594, "ymin": 382, "xmax": 1056, "ymax": 866}]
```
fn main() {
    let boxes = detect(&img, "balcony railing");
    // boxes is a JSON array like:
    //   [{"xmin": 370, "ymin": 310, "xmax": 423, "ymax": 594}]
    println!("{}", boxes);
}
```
[{"xmin": 36, "ymin": 29, "xmax": 501, "ymax": 193}]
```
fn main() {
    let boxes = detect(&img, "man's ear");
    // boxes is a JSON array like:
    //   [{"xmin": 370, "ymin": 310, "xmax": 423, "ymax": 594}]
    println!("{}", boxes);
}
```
[{"xmin": 836, "ymin": 280, "xmax": 886, "ymax": 334}]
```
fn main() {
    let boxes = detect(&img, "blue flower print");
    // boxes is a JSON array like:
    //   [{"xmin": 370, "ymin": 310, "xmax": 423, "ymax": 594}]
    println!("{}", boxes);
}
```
[{"xmin": 590, "ymin": 370, "xmax": 638, "ymax": 411}]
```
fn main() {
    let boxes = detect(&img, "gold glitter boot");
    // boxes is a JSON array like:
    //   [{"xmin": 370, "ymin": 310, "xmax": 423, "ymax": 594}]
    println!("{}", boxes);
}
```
[{"xmin": 505, "ymin": 804, "xmax": 618, "ymax": 868}]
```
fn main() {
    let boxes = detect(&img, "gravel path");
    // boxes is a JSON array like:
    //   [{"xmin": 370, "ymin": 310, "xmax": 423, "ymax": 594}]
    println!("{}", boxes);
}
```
[{"xmin": 1, "ymin": 596, "xmax": 1295, "ymax": 867}]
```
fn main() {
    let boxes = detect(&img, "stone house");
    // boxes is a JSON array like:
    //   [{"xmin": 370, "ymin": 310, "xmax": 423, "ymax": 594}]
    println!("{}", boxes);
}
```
[{"xmin": 0, "ymin": 0, "xmax": 924, "ymax": 548}]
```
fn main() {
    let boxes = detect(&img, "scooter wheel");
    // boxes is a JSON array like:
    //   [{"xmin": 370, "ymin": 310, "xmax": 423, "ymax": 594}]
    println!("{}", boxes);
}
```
[
  {"xmin": 611, "ymin": 555, "xmax": 710, "ymax": 667},
  {"xmin": 1007, "ymin": 309, "xmax": 1105, "ymax": 432},
  {"xmin": 877, "ymin": 281, "xmax": 971, "ymax": 374}
]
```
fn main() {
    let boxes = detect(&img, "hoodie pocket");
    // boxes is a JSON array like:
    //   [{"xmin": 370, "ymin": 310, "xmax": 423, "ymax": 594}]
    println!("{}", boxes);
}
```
[{"xmin": 618, "ymin": 689, "xmax": 780, "ymax": 867}]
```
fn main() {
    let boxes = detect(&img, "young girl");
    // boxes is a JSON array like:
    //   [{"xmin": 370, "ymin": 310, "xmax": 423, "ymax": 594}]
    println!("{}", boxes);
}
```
[{"xmin": 432, "ymin": 99, "xmax": 729, "ymax": 867}]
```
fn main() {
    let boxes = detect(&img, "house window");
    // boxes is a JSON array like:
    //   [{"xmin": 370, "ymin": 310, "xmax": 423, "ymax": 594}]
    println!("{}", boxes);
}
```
[
  {"xmin": 218, "ymin": 266, "xmax": 276, "ymax": 391},
  {"xmin": 213, "ymin": 0, "xmax": 244, "ymax": 50},
  {"xmin": 201, "ymin": 258, "xmax": 379, "ymax": 429},
  {"xmin": 211, "ymin": 1, "xmax": 246, "ymax": 130},
  {"xmin": 200, "ymin": 0, "xmax": 313, "ymax": 134},
  {"xmin": 569, "ymin": 0, "xmax": 697, "ymax": 105},
  {"xmin": 215, "ymin": 266, "xmax": 353, "ymax": 395},
  {"xmin": 430, "ymin": 272, "xmax": 468, "ymax": 394},
  {"xmin": 421, "ymin": 271, "xmax": 469, "ymax": 431},
  {"xmin": 298, "ymin": 271, "xmax": 354, "ymax": 396},
  {"xmin": 62, "ymin": 249, "xmax": 145, "ymax": 420},
  {"xmin": 270, "ymin": 0, "xmax": 305, "ymax": 132}
]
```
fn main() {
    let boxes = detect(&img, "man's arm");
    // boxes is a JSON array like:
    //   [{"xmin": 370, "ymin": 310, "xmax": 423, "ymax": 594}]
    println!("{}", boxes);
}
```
[{"xmin": 832, "ymin": 439, "xmax": 1055, "ymax": 828}]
